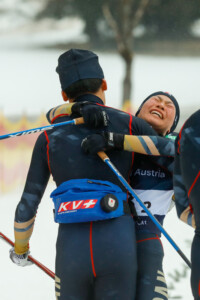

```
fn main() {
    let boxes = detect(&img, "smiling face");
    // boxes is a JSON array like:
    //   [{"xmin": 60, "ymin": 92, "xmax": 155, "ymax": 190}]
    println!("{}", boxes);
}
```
[{"xmin": 137, "ymin": 95, "xmax": 176, "ymax": 135}]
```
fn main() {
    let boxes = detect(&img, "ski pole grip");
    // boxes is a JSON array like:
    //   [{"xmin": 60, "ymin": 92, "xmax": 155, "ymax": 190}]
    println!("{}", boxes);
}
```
[
  {"xmin": 74, "ymin": 117, "xmax": 84, "ymax": 125},
  {"xmin": 97, "ymin": 151, "xmax": 108, "ymax": 161}
]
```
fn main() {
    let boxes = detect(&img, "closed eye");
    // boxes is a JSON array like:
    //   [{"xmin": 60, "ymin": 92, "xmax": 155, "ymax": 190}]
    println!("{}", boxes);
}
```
[{"xmin": 166, "ymin": 102, "xmax": 175, "ymax": 108}]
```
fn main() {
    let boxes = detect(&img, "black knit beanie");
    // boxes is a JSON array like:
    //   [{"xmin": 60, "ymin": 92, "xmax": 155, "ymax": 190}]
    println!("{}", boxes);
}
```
[{"xmin": 56, "ymin": 49, "xmax": 104, "ymax": 91}]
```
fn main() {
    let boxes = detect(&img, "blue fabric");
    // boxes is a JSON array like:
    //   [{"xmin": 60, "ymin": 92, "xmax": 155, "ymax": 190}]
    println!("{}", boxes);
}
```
[
  {"xmin": 135, "ymin": 215, "xmax": 165, "ymax": 236},
  {"xmin": 136, "ymin": 232, "xmax": 167, "ymax": 300},
  {"xmin": 51, "ymin": 179, "xmax": 127, "ymax": 223},
  {"xmin": 56, "ymin": 215, "xmax": 137, "ymax": 299}
]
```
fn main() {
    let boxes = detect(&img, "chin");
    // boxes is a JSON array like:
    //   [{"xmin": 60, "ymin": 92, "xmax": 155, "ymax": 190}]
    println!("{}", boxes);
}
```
[{"xmin": 146, "ymin": 117, "xmax": 161, "ymax": 127}]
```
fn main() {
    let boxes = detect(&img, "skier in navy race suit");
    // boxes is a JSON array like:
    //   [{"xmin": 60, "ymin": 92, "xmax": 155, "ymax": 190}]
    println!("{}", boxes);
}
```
[{"xmin": 9, "ymin": 49, "xmax": 166, "ymax": 300}]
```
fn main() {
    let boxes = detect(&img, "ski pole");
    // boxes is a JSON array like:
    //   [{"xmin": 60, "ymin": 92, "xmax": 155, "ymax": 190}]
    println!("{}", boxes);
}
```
[
  {"xmin": 97, "ymin": 151, "xmax": 192, "ymax": 268},
  {"xmin": 0, "ymin": 232, "xmax": 55, "ymax": 280},
  {"xmin": 0, "ymin": 117, "xmax": 84, "ymax": 140}
]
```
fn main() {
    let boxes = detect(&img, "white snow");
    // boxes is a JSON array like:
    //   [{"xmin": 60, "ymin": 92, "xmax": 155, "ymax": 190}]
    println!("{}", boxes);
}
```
[
  {"xmin": 162, "ymin": 210, "xmax": 193, "ymax": 299},
  {"xmin": 0, "ymin": 184, "xmax": 57, "ymax": 300}
]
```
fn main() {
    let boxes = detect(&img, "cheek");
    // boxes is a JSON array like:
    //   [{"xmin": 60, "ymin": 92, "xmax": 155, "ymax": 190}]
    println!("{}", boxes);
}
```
[
  {"xmin": 139, "ymin": 106, "xmax": 150, "ymax": 117},
  {"xmin": 167, "ymin": 110, "xmax": 176, "ymax": 125}
]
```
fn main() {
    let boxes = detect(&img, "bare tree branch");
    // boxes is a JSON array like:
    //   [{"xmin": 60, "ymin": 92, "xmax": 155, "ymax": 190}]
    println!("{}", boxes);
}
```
[
  {"xmin": 132, "ymin": 0, "xmax": 150, "ymax": 29},
  {"xmin": 103, "ymin": 0, "xmax": 150, "ymax": 104},
  {"xmin": 102, "ymin": 3, "xmax": 118, "ymax": 37},
  {"xmin": 102, "ymin": 3, "xmax": 124, "ymax": 53},
  {"xmin": 121, "ymin": 0, "xmax": 133, "ymax": 35}
]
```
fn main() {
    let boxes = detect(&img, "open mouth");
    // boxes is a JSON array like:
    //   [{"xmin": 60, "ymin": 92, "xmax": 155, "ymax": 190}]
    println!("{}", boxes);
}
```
[{"xmin": 150, "ymin": 110, "xmax": 163, "ymax": 119}]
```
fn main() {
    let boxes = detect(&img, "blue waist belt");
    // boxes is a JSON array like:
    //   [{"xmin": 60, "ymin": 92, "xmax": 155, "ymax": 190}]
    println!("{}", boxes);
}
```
[{"xmin": 50, "ymin": 179, "xmax": 129, "ymax": 223}]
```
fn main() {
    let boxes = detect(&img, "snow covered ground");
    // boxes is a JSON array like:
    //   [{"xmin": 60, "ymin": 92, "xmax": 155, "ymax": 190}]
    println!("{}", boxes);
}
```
[{"xmin": 0, "ymin": 184, "xmax": 57, "ymax": 300}]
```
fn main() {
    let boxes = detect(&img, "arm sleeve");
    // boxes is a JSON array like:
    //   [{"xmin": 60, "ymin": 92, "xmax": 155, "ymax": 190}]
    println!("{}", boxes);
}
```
[
  {"xmin": 173, "ymin": 150, "xmax": 195, "ymax": 227},
  {"xmin": 14, "ymin": 133, "xmax": 50, "ymax": 254},
  {"xmin": 46, "ymin": 103, "xmax": 73, "ymax": 123},
  {"xmin": 124, "ymin": 135, "xmax": 175, "ymax": 157},
  {"xmin": 127, "ymin": 116, "xmax": 175, "ymax": 156}
]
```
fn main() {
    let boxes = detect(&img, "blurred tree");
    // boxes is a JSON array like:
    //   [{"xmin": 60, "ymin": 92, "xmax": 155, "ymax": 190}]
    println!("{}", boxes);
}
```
[
  {"xmin": 102, "ymin": 0, "xmax": 150, "ymax": 107},
  {"xmin": 143, "ymin": 0, "xmax": 200, "ymax": 39},
  {"xmin": 73, "ymin": 0, "xmax": 103, "ymax": 45},
  {"xmin": 36, "ymin": 0, "xmax": 150, "ymax": 107},
  {"xmin": 35, "ymin": 0, "xmax": 200, "ymax": 106},
  {"xmin": 36, "ymin": 0, "xmax": 74, "ymax": 19}
]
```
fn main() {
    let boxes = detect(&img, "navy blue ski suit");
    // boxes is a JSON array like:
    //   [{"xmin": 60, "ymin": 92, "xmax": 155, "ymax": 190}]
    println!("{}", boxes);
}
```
[
  {"xmin": 174, "ymin": 109, "xmax": 200, "ymax": 300},
  {"xmin": 130, "ymin": 145, "xmax": 174, "ymax": 300},
  {"xmin": 15, "ymin": 94, "xmax": 158, "ymax": 300}
]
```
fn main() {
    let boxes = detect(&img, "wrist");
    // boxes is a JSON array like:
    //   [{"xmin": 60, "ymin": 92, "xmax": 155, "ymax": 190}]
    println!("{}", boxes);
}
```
[
  {"xmin": 104, "ymin": 132, "xmax": 124, "ymax": 150},
  {"xmin": 14, "ymin": 243, "xmax": 29, "ymax": 255},
  {"xmin": 71, "ymin": 101, "xmax": 88, "ymax": 116}
]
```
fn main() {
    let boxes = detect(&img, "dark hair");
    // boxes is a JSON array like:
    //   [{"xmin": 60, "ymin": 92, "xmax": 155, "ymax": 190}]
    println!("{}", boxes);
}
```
[{"xmin": 64, "ymin": 78, "xmax": 102, "ymax": 99}]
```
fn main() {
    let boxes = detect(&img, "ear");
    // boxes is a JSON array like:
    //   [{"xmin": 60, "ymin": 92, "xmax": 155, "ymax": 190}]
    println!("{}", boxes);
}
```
[
  {"xmin": 61, "ymin": 91, "xmax": 69, "ymax": 102},
  {"xmin": 102, "ymin": 79, "xmax": 107, "ymax": 91}
]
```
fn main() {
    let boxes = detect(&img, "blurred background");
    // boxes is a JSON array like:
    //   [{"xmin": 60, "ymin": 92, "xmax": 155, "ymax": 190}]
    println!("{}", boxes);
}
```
[{"xmin": 0, "ymin": 1, "xmax": 199, "ymax": 299}]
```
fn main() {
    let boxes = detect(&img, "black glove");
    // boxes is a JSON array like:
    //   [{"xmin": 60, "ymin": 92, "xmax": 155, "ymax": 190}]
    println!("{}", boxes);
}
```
[
  {"xmin": 72, "ymin": 102, "xmax": 109, "ymax": 128},
  {"xmin": 81, "ymin": 132, "xmax": 124, "ymax": 155}
]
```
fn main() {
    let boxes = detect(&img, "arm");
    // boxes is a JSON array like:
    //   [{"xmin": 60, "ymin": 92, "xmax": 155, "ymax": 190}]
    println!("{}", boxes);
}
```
[
  {"xmin": 179, "ymin": 206, "xmax": 195, "ymax": 228},
  {"xmin": 46, "ymin": 102, "xmax": 108, "ymax": 128},
  {"xmin": 14, "ymin": 133, "xmax": 50, "ymax": 255},
  {"xmin": 46, "ymin": 103, "xmax": 73, "ymax": 123},
  {"xmin": 173, "ymin": 151, "xmax": 195, "ymax": 228},
  {"xmin": 124, "ymin": 135, "xmax": 175, "ymax": 156},
  {"xmin": 82, "ymin": 132, "xmax": 175, "ymax": 157}
]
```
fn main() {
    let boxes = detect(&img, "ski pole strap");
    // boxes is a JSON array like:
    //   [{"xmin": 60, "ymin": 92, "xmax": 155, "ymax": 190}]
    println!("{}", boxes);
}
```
[
  {"xmin": 97, "ymin": 151, "xmax": 192, "ymax": 269},
  {"xmin": 0, "ymin": 117, "xmax": 84, "ymax": 141}
]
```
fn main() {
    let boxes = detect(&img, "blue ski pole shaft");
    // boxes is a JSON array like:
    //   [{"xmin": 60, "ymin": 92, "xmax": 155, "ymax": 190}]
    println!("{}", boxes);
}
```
[
  {"xmin": 0, "ymin": 117, "xmax": 84, "ymax": 140},
  {"xmin": 98, "ymin": 151, "xmax": 191, "ymax": 269}
]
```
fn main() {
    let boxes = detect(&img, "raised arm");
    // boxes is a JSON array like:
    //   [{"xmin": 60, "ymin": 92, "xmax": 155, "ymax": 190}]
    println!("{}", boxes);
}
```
[
  {"xmin": 82, "ymin": 132, "xmax": 175, "ymax": 157},
  {"xmin": 46, "ymin": 102, "xmax": 108, "ymax": 128},
  {"xmin": 48, "ymin": 103, "xmax": 175, "ymax": 157},
  {"xmin": 124, "ymin": 134, "xmax": 175, "ymax": 156},
  {"xmin": 46, "ymin": 103, "xmax": 73, "ymax": 122}
]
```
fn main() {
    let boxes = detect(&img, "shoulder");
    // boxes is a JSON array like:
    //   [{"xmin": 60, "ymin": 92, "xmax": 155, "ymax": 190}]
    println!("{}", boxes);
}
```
[
  {"xmin": 131, "ymin": 117, "xmax": 157, "ymax": 135},
  {"xmin": 103, "ymin": 105, "xmax": 157, "ymax": 135},
  {"xmin": 102, "ymin": 105, "xmax": 131, "ymax": 117},
  {"xmin": 34, "ymin": 132, "xmax": 48, "ymax": 150}
]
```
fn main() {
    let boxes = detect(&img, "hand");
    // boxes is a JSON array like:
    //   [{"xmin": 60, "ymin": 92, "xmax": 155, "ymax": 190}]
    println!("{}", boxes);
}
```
[
  {"xmin": 9, "ymin": 248, "xmax": 33, "ymax": 267},
  {"xmin": 72, "ymin": 102, "xmax": 109, "ymax": 128},
  {"xmin": 81, "ymin": 132, "xmax": 124, "ymax": 155}
]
